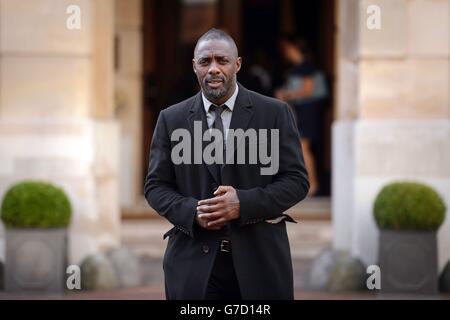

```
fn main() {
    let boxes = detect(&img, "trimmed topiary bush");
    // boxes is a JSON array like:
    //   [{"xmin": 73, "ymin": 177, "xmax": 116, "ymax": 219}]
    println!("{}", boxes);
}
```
[
  {"xmin": 1, "ymin": 181, "xmax": 71, "ymax": 228},
  {"xmin": 374, "ymin": 181, "xmax": 446, "ymax": 231}
]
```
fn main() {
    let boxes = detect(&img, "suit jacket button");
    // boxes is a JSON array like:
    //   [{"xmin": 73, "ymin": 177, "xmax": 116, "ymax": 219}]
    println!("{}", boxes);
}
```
[{"xmin": 202, "ymin": 245, "xmax": 210, "ymax": 253}]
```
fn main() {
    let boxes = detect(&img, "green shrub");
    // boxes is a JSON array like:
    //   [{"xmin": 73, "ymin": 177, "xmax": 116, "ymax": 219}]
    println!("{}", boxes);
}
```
[
  {"xmin": 1, "ymin": 181, "xmax": 71, "ymax": 228},
  {"xmin": 374, "ymin": 181, "xmax": 446, "ymax": 231}
]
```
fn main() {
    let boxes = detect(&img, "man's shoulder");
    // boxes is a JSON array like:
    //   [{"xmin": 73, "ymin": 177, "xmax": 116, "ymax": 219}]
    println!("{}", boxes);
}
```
[
  {"xmin": 244, "ymin": 87, "xmax": 288, "ymax": 114},
  {"xmin": 247, "ymin": 89, "xmax": 284, "ymax": 106}
]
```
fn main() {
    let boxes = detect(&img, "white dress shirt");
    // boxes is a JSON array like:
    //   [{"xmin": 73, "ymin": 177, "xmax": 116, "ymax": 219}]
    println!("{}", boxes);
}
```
[{"xmin": 201, "ymin": 84, "xmax": 239, "ymax": 143}]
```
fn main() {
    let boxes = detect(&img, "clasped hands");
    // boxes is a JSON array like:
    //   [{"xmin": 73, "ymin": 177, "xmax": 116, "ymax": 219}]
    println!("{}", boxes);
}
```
[{"xmin": 196, "ymin": 186, "xmax": 240, "ymax": 230}]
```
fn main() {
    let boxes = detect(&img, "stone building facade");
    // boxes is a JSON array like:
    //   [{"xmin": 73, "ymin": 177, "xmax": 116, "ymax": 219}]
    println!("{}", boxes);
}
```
[
  {"xmin": 0, "ymin": 0, "xmax": 121, "ymax": 264},
  {"xmin": 333, "ymin": 0, "xmax": 450, "ymax": 270},
  {"xmin": 0, "ymin": 0, "xmax": 448, "ymax": 272}
]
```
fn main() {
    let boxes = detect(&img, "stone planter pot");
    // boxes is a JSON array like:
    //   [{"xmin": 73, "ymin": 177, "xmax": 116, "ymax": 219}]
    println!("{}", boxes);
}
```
[
  {"xmin": 378, "ymin": 229, "xmax": 438, "ymax": 295},
  {"xmin": 5, "ymin": 228, "xmax": 68, "ymax": 294}
]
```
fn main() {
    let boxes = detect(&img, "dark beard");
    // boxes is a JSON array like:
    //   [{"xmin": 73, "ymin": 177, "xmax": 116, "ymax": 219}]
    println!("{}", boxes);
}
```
[{"xmin": 202, "ymin": 75, "xmax": 235, "ymax": 102}]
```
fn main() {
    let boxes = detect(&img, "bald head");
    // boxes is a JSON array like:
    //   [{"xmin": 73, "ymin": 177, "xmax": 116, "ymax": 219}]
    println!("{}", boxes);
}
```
[{"xmin": 194, "ymin": 28, "xmax": 238, "ymax": 58}]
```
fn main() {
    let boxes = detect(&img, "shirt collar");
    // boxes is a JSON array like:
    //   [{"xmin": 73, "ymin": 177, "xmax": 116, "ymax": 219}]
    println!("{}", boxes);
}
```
[{"xmin": 202, "ymin": 83, "xmax": 239, "ymax": 113}]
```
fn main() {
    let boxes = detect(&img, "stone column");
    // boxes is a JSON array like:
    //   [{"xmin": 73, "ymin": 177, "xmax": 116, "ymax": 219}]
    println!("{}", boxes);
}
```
[
  {"xmin": 0, "ymin": 0, "xmax": 120, "ymax": 265},
  {"xmin": 114, "ymin": 0, "xmax": 143, "ymax": 208},
  {"xmin": 333, "ymin": 0, "xmax": 450, "ymax": 270}
]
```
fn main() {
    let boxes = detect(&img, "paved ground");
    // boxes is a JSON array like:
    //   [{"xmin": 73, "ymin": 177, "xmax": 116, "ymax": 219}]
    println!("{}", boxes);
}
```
[{"xmin": 2, "ymin": 285, "xmax": 448, "ymax": 300}]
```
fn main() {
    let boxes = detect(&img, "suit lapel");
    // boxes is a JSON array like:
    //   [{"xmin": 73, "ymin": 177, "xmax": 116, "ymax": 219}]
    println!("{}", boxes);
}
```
[
  {"xmin": 187, "ymin": 92, "xmax": 221, "ymax": 184},
  {"xmin": 187, "ymin": 84, "xmax": 254, "ymax": 185},
  {"xmin": 225, "ymin": 84, "xmax": 254, "ymax": 165}
]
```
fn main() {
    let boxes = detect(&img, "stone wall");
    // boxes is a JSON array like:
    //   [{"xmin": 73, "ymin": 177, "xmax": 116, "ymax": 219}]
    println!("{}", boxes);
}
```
[
  {"xmin": 0, "ymin": 0, "xmax": 120, "ymax": 265},
  {"xmin": 114, "ymin": 0, "xmax": 143, "ymax": 208},
  {"xmin": 333, "ymin": 0, "xmax": 450, "ymax": 270}
]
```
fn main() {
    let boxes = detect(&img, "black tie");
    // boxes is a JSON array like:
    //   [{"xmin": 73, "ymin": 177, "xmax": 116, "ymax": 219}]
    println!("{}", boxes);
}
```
[
  {"xmin": 210, "ymin": 104, "xmax": 228, "ymax": 165},
  {"xmin": 209, "ymin": 104, "xmax": 231, "ymax": 239}
]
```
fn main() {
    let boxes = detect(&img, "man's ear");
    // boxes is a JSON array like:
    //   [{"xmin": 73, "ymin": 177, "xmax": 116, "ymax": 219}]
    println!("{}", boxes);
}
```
[
  {"xmin": 192, "ymin": 59, "xmax": 197, "ymax": 74},
  {"xmin": 236, "ymin": 57, "xmax": 242, "ymax": 73}
]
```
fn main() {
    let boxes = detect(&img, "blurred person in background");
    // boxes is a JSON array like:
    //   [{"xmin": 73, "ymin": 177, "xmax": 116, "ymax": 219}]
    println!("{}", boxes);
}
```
[
  {"xmin": 275, "ymin": 36, "xmax": 328, "ymax": 196},
  {"xmin": 239, "ymin": 48, "xmax": 273, "ymax": 97}
]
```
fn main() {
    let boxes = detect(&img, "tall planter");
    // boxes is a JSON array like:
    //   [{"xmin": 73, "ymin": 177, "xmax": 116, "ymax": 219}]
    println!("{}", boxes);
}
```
[
  {"xmin": 374, "ymin": 182, "xmax": 446, "ymax": 295},
  {"xmin": 1, "ymin": 181, "xmax": 72, "ymax": 294},
  {"xmin": 5, "ymin": 228, "xmax": 68, "ymax": 293},
  {"xmin": 379, "ymin": 229, "xmax": 437, "ymax": 294}
]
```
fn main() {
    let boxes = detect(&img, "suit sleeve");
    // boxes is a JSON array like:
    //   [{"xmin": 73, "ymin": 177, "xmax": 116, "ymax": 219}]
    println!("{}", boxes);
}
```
[
  {"xmin": 144, "ymin": 110, "xmax": 198, "ymax": 238},
  {"xmin": 235, "ymin": 103, "xmax": 310, "ymax": 227}
]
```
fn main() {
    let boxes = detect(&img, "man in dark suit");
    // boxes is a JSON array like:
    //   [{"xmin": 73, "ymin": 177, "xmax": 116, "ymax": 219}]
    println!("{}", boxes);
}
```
[{"xmin": 144, "ymin": 29, "xmax": 309, "ymax": 300}]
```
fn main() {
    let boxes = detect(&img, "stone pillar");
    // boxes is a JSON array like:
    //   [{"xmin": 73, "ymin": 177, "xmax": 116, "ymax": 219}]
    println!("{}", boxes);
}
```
[
  {"xmin": 114, "ymin": 0, "xmax": 143, "ymax": 208},
  {"xmin": 0, "ymin": 0, "xmax": 120, "ymax": 265},
  {"xmin": 333, "ymin": 0, "xmax": 450, "ymax": 270}
]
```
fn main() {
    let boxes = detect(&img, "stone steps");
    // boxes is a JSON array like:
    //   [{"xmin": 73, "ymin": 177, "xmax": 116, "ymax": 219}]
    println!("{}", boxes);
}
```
[{"xmin": 120, "ymin": 198, "xmax": 333, "ymax": 291}]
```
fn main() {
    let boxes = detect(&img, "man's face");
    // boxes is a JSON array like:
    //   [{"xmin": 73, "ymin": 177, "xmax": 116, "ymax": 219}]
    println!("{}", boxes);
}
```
[{"xmin": 193, "ymin": 39, "xmax": 242, "ymax": 104}]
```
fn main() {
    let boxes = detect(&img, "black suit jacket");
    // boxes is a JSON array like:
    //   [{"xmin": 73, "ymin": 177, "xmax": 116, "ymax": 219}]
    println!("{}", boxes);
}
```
[{"xmin": 144, "ymin": 83, "xmax": 309, "ymax": 299}]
